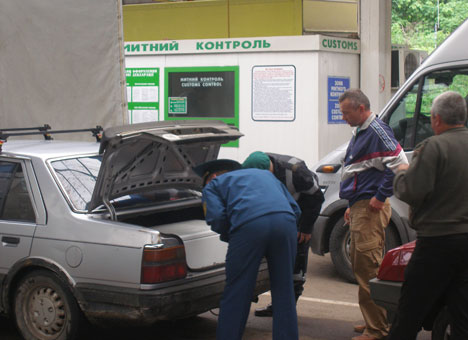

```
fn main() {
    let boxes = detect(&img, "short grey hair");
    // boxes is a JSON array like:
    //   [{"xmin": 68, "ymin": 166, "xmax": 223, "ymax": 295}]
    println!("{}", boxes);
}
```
[
  {"xmin": 431, "ymin": 91, "xmax": 467, "ymax": 125},
  {"xmin": 338, "ymin": 89, "xmax": 370, "ymax": 110}
]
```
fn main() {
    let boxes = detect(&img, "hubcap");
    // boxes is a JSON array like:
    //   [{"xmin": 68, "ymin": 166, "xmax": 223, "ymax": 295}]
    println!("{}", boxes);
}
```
[
  {"xmin": 344, "ymin": 230, "xmax": 351, "ymax": 263},
  {"xmin": 27, "ymin": 286, "xmax": 66, "ymax": 338}
]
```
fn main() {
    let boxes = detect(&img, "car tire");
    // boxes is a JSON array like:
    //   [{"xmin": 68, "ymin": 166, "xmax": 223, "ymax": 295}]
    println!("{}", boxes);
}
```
[
  {"xmin": 329, "ymin": 217, "xmax": 356, "ymax": 283},
  {"xmin": 432, "ymin": 307, "xmax": 451, "ymax": 340},
  {"xmin": 13, "ymin": 270, "xmax": 82, "ymax": 340},
  {"xmin": 384, "ymin": 222, "xmax": 401, "ymax": 253},
  {"xmin": 329, "ymin": 217, "xmax": 401, "ymax": 284}
]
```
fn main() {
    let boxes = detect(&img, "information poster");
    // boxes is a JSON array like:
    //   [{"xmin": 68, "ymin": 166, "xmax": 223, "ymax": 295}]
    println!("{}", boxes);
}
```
[
  {"xmin": 327, "ymin": 76, "xmax": 350, "ymax": 124},
  {"xmin": 252, "ymin": 65, "xmax": 296, "ymax": 121},
  {"xmin": 126, "ymin": 68, "xmax": 159, "ymax": 123},
  {"xmin": 165, "ymin": 66, "xmax": 239, "ymax": 147}
]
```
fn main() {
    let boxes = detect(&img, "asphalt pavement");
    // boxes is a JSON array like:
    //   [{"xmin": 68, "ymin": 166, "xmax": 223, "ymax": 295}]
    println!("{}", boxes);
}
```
[{"xmin": 0, "ymin": 253, "xmax": 432, "ymax": 340}]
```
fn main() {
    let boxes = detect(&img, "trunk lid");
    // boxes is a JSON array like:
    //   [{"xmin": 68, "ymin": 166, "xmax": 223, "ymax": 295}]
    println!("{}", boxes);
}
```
[{"xmin": 88, "ymin": 120, "xmax": 242, "ymax": 212}]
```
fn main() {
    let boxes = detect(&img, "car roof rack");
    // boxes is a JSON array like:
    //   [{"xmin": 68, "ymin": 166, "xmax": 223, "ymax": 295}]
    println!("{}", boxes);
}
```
[{"xmin": 0, "ymin": 125, "xmax": 103, "ymax": 145}]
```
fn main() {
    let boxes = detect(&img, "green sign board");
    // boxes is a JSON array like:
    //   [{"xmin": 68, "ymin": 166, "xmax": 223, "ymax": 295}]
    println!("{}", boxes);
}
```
[
  {"xmin": 164, "ymin": 66, "xmax": 239, "ymax": 147},
  {"xmin": 126, "ymin": 68, "xmax": 159, "ymax": 123},
  {"xmin": 168, "ymin": 97, "xmax": 187, "ymax": 114}
]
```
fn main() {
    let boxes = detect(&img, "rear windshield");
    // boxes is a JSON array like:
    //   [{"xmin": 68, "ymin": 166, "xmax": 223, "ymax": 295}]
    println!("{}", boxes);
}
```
[{"xmin": 51, "ymin": 156, "xmax": 201, "ymax": 211}]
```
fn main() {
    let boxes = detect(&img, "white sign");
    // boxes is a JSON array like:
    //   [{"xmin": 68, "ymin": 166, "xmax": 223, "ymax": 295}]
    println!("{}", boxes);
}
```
[
  {"xmin": 252, "ymin": 65, "xmax": 296, "ymax": 121},
  {"xmin": 124, "ymin": 35, "xmax": 360, "ymax": 56}
]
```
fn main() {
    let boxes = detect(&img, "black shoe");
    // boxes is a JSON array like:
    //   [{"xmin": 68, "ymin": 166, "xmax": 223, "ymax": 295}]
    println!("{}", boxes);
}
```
[{"xmin": 254, "ymin": 304, "xmax": 273, "ymax": 317}]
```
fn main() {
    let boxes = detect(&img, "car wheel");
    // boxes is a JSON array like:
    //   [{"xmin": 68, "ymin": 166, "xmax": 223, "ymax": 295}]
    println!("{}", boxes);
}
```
[
  {"xmin": 384, "ymin": 222, "xmax": 401, "ymax": 253},
  {"xmin": 432, "ymin": 307, "xmax": 451, "ymax": 340},
  {"xmin": 329, "ymin": 218, "xmax": 402, "ymax": 284},
  {"xmin": 14, "ymin": 270, "xmax": 82, "ymax": 340},
  {"xmin": 329, "ymin": 217, "xmax": 356, "ymax": 283}
]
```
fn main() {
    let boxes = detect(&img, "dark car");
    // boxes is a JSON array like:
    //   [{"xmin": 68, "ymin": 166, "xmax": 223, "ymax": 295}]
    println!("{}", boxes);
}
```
[{"xmin": 370, "ymin": 241, "xmax": 451, "ymax": 340}]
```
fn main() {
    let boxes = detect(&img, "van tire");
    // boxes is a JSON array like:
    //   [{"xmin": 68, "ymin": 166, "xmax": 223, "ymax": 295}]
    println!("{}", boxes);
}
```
[
  {"xmin": 13, "ymin": 270, "xmax": 82, "ymax": 340},
  {"xmin": 330, "ymin": 218, "xmax": 401, "ymax": 284},
  {"xmin": 329, "ymin": 217, "xmax": 356, "ymax": 283}
]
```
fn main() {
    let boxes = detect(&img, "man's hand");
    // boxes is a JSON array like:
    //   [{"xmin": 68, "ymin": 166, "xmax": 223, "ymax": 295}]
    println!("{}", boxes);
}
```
[
  {"xmin": 397, "ymin": 163, "xmax": 409, "ymax": 172},
  {"xmin": 344, "ymin": 208, "xmax": 350, "ymax": 225},
  {"xmin": 369, "ymin": 197, "xmax": 385, "ymax": 212},
  {"xmin": 297, "ymin": 232, "xmax": 311, "ymax": 244}
]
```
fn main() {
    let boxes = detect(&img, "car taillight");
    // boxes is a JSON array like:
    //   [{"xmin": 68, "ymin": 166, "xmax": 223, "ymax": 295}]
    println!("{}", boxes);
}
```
[
  {"xmin": 377, "ymin": 241, "xmax": 415, "ymax": 282},
  {"xmin": 141, "ymin": 245, "xmax": 187, "ymax": 284}
]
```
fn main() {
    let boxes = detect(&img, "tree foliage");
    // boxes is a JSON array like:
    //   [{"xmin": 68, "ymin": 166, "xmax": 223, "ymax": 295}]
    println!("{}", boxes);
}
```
[{"xmin": 392, "ymin": 0, "xmax": 468, "ymax": 52}]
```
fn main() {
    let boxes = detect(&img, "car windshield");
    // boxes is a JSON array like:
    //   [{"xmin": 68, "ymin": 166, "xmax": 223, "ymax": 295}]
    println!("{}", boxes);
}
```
[{"xmin": 51, "ymin": 156, "xmax": 201, "ymax": 211}]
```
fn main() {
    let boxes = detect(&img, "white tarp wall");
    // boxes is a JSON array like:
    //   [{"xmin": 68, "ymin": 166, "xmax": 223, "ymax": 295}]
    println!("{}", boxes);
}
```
[
  {"xmin": 125, "ymin": 35, "xmax": 359, "ymax": 166},
  {"xmin": 0, "ymin": 0, "xmax": 127, "ymax": 138}
]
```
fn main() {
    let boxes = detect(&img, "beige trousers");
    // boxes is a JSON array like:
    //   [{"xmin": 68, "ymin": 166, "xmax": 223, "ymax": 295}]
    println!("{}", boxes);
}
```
[{"xmin": 349, "ymin": 199, "xmax": 391, "ymax": 339}]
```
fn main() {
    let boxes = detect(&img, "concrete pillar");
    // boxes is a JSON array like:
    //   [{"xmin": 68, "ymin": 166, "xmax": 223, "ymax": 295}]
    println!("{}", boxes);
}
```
[{"xmin": 360, "ymin": 0, "xmax": 392, "ymax": 114}]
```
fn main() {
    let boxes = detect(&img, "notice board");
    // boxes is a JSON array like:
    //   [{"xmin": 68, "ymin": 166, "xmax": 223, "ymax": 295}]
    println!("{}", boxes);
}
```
[
  {"xmin": 327, "ymin": 76, "xmax": 349, "ymax": 124},
  {"xmin": 164, "ymin": 66, "xmax": 239, "ymax": 146},
  {"xmin": 126, "ymin": 68, "xmax": 159, "ymax": 123}
]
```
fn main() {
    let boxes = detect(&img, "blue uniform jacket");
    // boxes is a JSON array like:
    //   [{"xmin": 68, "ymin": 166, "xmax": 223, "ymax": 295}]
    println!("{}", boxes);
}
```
[{"xmin": 202, "ymin": 168, "xmax": 301, "ymax": 242}]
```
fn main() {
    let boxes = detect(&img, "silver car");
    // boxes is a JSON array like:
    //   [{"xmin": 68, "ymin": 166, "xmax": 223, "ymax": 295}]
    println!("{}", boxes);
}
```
[{"xmin": 0, "ymin": 120, "xmax": 269, "ymax": 340}]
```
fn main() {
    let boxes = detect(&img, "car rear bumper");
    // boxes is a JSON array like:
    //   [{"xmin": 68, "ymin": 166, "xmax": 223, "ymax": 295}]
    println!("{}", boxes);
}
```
[
  {"xmin": 75, "ymin": 266, "xmax": 270, "ymax": 326},
  {"xmin": 369, "ymin": 277, "xmax": 402, "ymax": 320}
]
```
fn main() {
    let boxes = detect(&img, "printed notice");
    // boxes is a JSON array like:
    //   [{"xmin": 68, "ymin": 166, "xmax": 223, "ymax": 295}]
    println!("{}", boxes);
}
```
[
  {"xmin": 132, "ymin": 86, "xmax": 159, "ymax": 102},
  {"xmin": 327, "ymin": 76, "xmax": 350, "ymax": 124},
  {"xmin": 252, "ymin": 65, "xmax": 296, "ymax": 121},
  {"xmin": 126, "ymin": 68, "xmax": 159, "ymax": 123},
  {"xmin": 131, "ymin": 109, "xmax": 159, "ymax": 124}
]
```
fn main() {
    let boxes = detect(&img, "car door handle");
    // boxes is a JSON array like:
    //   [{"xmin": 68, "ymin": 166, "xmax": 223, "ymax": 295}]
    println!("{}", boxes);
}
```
[{"xmin": 2, "ymin": 236, "xmax": 20, "ymax": 246}]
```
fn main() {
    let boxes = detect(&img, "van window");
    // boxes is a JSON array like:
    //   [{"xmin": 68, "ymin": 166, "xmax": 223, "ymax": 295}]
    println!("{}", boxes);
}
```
[
  {"xmin": 387, "ymin": 68, "xmax": 468, "ymax": 150},
  {"xmin": 388, "ymin": 82, "xmax": 419, "ymax": 149}
]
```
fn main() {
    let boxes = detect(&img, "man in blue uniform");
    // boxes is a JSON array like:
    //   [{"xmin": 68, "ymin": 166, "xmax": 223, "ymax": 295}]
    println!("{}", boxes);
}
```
[
  {"xmin": 242, "ymin": 151, "xmax": 324, "ymax": 317},
  {"xmin": 193, "ymin": 159, "xmax": 301, "ymax": 340}
]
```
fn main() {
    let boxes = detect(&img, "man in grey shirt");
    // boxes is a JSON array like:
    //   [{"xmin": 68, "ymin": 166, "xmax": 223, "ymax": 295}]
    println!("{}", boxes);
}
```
[{"xmin": 388, "ymin": 91, "xmax": 468, "ymax": 340}]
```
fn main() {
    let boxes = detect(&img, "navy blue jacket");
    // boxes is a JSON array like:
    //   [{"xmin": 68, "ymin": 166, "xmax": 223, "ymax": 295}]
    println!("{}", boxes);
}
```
[
  {"xmin": 339, "ymin": 113, "xmax": 407, "ymax": 206},
  {"xmin": 203, "ymin": 168, "xmax": 301, "ymax": 241}
]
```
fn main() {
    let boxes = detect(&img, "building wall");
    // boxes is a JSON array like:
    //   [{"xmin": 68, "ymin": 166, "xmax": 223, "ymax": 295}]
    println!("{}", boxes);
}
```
[
  {"xmin": 124, "ymin": 35, "xmax": 359, "ymax": 165},
  {"xmin": 123, "ymin": 0, "xmax": 303, "ymax": 41},
  {"xmin": 303, "ymin": 0, "xmax": 358, "ymax": 34}
]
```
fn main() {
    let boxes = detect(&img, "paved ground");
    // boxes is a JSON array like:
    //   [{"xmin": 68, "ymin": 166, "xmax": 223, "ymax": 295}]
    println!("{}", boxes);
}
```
[{"xmin": 0, "ymin": 253, "xmax": 432, "ymax": 340}]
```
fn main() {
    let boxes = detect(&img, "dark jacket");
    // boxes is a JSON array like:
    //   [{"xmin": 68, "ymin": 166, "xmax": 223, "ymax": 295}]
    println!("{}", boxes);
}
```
[
  {"xmin": 339, "ymin": 113, "xmax": 407, "ymax": 206},
  {"xmin": 267, "ymin": 153, "xmax": 324, "ymax": 234},
  {"xmin": 394, "ymin": 127, "xmax": 468, "ymax": 237}
]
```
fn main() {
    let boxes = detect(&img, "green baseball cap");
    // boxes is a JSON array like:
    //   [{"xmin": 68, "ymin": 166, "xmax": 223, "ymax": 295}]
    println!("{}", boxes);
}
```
[{"xmin": 242, "ymin": 151, "xmax": 271, "ymax": 170}]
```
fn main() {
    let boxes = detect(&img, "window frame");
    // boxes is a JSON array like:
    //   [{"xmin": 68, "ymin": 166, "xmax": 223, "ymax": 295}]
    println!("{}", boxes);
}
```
[
  {"xmin": 0, "ymin": 157, "xmax": 41, "ymax": 224},
  {"xmin": 382, "ymin": 65, "xmax": 468, "ymax": 150}
]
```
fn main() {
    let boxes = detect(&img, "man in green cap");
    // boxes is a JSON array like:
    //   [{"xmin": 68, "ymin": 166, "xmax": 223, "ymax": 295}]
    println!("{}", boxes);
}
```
[{"xmin": 243, "ymin": 151, "xmax": 324, "ymax": 317}]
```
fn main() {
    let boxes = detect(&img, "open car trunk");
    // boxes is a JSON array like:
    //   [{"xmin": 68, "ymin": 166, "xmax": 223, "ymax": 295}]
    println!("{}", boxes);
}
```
[
  {"xmin": 50, "ymin": 121, "xmax": 242, "ymax": 270},
  {"xmin": 91, "ymin": 120, "xmax": 243, "ymax": 272},
  {"xmin": 118, "ymin": 201, "xmax": 228, "ymax": 271}
]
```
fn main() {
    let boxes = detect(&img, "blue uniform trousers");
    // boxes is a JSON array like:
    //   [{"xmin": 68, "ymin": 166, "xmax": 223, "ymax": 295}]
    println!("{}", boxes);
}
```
[{"xmin": 216, "ymin": 212, "xmax": 298, "ymax": 340}]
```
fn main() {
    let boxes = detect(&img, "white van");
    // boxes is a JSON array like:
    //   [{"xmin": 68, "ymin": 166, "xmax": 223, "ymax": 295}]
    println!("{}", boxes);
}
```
[{"xmin": 311, "ymin": 18, "xmax": 468, "ymax": 283}]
